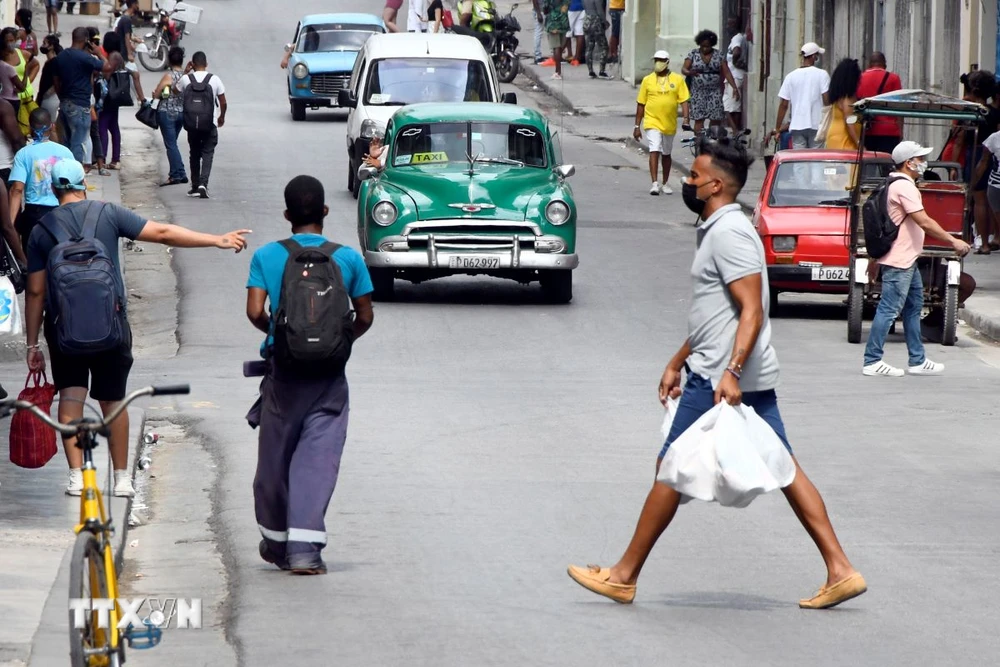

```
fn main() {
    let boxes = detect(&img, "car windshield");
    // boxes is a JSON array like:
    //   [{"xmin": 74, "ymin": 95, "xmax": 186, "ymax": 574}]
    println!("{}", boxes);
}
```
[
  {"xmin": 769, "ymin": 161, "xmax": 858, "ymax": 207},
  {"xmin": 296, "ymin": 25, "xmax": 378, "ymax": 53},
  {"xmin": 364, "ymin": 58, "xmax": 494, "ymax": 105},
  {"xmin": 391, "ymin": 122, "xmax": 548, "ymax": 168}
]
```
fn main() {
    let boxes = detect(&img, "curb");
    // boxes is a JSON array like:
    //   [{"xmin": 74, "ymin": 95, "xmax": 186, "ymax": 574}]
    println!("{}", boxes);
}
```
[{"xmin": 960, "ymin": 303, "xmax": 1000, "ymax": 343}]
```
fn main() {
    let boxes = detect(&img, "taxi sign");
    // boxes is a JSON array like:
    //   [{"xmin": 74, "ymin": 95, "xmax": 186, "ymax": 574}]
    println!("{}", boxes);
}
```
[{"xmin": 412, "ymin": 152, "xmax": 448, "ymax": 164}]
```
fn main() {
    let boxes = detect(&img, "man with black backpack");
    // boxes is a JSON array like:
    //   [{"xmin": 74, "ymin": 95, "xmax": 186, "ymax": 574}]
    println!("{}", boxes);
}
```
[
  {"xmin": 174, "ymin": 51, "xmax": 226, "ymax": 199},
  {"xmin": 862, "ymin": 141, "xmax": 971, "ymax": 378},
  {"xmin": 245, "ymin": 175, "xmax": 374, "ymax": 575},
  {"xmin": 24, "ymin": 159, "xmax": 249, "ymax": 497}
]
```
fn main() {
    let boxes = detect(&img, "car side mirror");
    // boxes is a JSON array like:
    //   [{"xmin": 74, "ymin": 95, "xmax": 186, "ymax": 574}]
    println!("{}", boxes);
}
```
[
  {"xmin": 501, "ymin": 92, "xmax": 517, "ymax": 105},
  {"xmin": 338, "ymin": 90, "xmax": 357, "ymax": 108},
  {"xmin": 358, "ymin": 165, "xmax": 378, "ymax": 181},
  {"xmin": 555, "ymin": 164, "xmax": 575, "ymax": 179}
]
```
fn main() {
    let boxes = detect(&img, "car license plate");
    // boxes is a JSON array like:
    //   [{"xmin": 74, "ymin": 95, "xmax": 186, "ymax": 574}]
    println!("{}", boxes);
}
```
[
  {"xmin": 811, "ymin": 266, "xmax": 849, "ymax": 281},
  {"xmin": 449, "ymin": 255, "xmax": 501, "ymax": 269}
]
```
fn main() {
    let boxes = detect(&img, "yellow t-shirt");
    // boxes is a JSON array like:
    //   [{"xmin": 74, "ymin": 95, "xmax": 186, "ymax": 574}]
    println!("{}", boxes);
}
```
[
  {"xmin": 609, "ymin": 0, "xmax": 625, "ymax": 9},
  {"xmin": 636, "ymin": 71, "xmax": 689, "ymax": 135}
]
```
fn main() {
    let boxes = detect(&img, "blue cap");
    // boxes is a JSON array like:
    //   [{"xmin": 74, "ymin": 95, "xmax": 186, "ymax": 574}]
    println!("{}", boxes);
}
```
[{"xmin": 51, "ymin": 159, "xmax": 87, "ymax": 191}]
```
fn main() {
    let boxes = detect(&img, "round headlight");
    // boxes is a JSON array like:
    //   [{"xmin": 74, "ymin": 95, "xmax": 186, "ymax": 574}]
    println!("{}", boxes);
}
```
[
  {"xmin": 373, "ymin": 201, "xmax": 398, "ymax": 226},
  {"xmin": 292, "ymin": 63, "xmax": 308, "ymax": 80},
  {"xmin": 545, "ymin": 200, "xmax": 570, "ymax": 225}
]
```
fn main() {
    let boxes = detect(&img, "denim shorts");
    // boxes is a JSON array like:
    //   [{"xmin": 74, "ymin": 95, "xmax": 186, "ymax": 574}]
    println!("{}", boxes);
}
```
[
  {"xmin": 609, "ymin": 9, "xmax": 623, "ymax": 38},
  {"xmin": 658, "ymin": 374, "xmax": 793, "ymax": 460}
]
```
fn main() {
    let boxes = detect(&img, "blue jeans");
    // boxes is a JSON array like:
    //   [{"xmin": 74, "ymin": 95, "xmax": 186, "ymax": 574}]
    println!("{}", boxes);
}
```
[
  {"xmin": 533, "ymin": 16, "xmax": 544, "ymax": 61},
  {"xmin": 60, "ymin": 100, "xmax": 92, "ymax": 163},
  {"xmin": 158, "ymin": 108, "xmax": 186, "ymax": 181},
  {"xmin": 658, "ymin": 374, "xmax": 793, "ymax": 460},
  {"xmin": 863, "ymin": 263, "xmax": 926, "ymax": 367},
  {"xmin": 609, "ymin": 8, "xmax": 623, "ymax": 38}
]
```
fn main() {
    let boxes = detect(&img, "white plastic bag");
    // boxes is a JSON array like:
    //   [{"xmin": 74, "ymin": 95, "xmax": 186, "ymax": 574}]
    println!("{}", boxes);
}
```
[
  {"xmin": 0, "ymin": 276, "xmax": 21, "ymax": 336},
  {"xmin": 660, "ymin": 396, "xmax": 680, "ymax": 441},
  {"xmin": 656, "ymin": 402, "xmax": 796, "ymax": 508}
]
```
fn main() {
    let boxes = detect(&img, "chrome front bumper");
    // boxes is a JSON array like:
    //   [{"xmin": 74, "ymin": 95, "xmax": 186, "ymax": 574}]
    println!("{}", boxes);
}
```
[{"xmin": 365, "ymin": 219, "xmax": 578, "ymax": 270}]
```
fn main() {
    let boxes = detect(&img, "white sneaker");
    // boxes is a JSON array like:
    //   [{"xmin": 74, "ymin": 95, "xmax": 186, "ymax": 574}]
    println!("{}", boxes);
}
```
[
  {"xmin": 862, "ymin": 361, "xmax": 904, "ymax": 377},
  {"xmin": 113, "ymin": 471, "xmax": 135, "ymax": 498},
  {"xmin": 649, "ymin": 182, "xmax": 660, "ymax": 195},
  {"xmin": 66, "ymin": 469, "xmax": 83, "ymax": 496},
  {"xmin": 660, "ymin": 182, "xmax": 673, "ymax": 195},
  {"xmin": 908, "ymin": 359, "xmax": 945, "ymax": 375}
]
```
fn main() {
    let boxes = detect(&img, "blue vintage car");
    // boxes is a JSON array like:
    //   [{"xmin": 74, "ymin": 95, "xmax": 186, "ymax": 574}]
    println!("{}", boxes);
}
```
[{"xmin": 285, "ymin": 13, "xmax": 385, "ymax": 121}]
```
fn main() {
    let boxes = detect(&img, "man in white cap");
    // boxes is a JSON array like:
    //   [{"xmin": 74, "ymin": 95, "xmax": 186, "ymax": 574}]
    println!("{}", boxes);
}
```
[
  {"xmin": 633, "ymin": 50, "xmax": 690, "ymax": 195},
  {"xmin": 862, "ymin": 141, "xmax": 971, "ymax": 377},
  {"xmin": 770, "ymin": 42, "xmax": 830, "ymax": 149}
]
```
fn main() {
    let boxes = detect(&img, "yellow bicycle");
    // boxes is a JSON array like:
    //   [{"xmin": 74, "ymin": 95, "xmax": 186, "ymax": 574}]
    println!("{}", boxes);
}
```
[{"xmin": 1, "ymin": 383, "xmax": 189, "ymax": 667}]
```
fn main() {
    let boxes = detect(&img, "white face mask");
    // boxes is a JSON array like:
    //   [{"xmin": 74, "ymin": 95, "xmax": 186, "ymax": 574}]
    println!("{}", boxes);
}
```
[{"xmin": 910, "ymin": 159, "xmax": 928, "ymax": 176}]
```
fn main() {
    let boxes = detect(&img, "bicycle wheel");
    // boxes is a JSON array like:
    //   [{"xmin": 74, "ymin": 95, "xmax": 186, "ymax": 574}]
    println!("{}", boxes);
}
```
[{"xmin": 69, "ymin": 531, "xmax": 111, "ymax": 667}]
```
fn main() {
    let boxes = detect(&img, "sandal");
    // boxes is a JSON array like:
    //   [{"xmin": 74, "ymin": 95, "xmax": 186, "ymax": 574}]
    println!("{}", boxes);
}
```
[
  {"xmin": 107, "ymin": 162, "xmax": 121, "ymax": 170},
  {"xmin": 159, "ymin": 178, "xmax": 187, "ymax": 187},
  {"xmin": 98, "ymin": 168, "xmax": 111, "ymax": 176},
  {"xmin": 975, "ymin": 247, "xmax": 991, "ymax": 255}
]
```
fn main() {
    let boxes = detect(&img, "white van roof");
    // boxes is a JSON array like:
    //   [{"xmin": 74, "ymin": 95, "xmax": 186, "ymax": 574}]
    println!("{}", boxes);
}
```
[{"xmin": 361, "ymin": 32, "xmax": 490, "ymax": 60}]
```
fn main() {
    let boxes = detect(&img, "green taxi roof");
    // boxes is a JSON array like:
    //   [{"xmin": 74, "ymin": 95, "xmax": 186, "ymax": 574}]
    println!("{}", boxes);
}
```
[{"xmin": 390, "ymin": 103, "xmax": 548, "ymax": 129}]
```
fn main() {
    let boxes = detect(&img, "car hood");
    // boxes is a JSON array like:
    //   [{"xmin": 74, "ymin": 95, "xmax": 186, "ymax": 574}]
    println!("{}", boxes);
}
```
[
  {"xmin": 384, "ymin": 166, "xmax": 555, "ymax": 220},
  {"xmin": 291, "ymin": 51, "xmax": 359, "ymax": 72},
  {"xmin": 758, "ymin": 206, "xmax": 851, "ymax": 236}
]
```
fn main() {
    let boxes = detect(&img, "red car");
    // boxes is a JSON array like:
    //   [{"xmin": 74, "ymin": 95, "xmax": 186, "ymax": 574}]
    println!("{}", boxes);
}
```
[{"xmin": 752, "ymin": 149, "xmax": 890, "ymax": 311}]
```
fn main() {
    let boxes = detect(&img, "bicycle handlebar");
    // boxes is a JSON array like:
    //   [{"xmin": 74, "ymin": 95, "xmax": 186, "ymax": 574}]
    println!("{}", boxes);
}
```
[{"xmin": 0, "ymin": 384, "xmax": 189, "ymax": 436}]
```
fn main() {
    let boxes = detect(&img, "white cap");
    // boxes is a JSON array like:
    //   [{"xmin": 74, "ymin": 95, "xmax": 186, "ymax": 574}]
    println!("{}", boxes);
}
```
[
  {"xmin": 801, "ymin": 42, "xmax": 825, "ymax": 57},
  {"xmin": 653, "ymin": 50, "xmax": 669, "ymax": 60},
  {"xmin": 892, "ymin": 140, "xmax": 934, "ymax": 165}
]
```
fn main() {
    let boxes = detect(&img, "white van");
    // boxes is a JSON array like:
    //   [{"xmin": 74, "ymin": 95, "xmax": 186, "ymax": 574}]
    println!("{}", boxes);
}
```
[{"xmin": 338, "ymin": 32, "xmax": 517, "ymax": 197}]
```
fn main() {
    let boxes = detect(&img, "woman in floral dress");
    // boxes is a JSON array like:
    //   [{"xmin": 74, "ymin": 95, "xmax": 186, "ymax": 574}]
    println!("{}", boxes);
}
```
[{"xmin": 682, "ymin": 30, "xmax": 739, "ymax": 133}]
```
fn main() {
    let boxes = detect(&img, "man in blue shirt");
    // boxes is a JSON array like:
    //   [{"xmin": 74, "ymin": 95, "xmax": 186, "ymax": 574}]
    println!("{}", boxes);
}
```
[
  {"xmin": 9, "ymin": 108, "xmax": 74, "ymax": 252},
  {"xmin": 245, "ymin": 175, "xmax": 374, "ymax": 575},
  {"xmin": 52, "ymin": 27, "xmax": 106, "ymax": 163}
]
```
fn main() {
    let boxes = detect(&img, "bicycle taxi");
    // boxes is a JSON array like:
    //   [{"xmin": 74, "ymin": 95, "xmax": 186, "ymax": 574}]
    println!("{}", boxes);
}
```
[{"xmin": 846, "ymin": 89, "xmax": 988, "ymax": 346}]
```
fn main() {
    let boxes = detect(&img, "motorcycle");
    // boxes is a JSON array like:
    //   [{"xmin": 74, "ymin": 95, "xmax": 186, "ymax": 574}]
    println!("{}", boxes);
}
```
[
  {"xmin": 135, "ymin": 7, "xmax": 188, "ymax": 71},
  {"xmin": 451, "ymin": 1, "xmax": 521, "ymax": 83}
]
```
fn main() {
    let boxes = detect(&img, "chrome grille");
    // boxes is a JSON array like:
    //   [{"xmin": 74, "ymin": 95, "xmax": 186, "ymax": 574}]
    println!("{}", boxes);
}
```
[{"xmin": 310, "ymin": 73, "xmax": 351, "ymax": 96}]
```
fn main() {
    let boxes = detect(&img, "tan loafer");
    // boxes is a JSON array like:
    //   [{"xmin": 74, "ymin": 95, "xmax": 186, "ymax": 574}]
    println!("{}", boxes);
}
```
[
  {"xmin": 567, "ymin": 564, "xmax": 636, "ymax": 604},
  {"xmin": 799, "ymin": 572, "xmax": 867, "ymax": 609}
]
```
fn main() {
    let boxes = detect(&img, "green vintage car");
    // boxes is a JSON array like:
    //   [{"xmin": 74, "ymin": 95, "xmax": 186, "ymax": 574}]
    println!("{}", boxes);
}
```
[{"xmin": 356, "ymin": 103, "xmax": 578, "ymax": 303}]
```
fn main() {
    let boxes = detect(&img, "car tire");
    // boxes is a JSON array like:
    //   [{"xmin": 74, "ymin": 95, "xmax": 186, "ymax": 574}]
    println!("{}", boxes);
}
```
[
  {"xmin": 768, "ymin": 287, "xmax": 779, "ymax": 318},
  {"xmin": 540, "ymin": 270, "xmax": 573, "ymax": 304},
  {"xmin": 291, "ymin": 100, "xmax": 306, "ymax": 121},
  {"xmin": 847, "ymin": 281, "xmax": 864, "ymax": 344},
  {"xmin": 347, "ymin": 157, "xmax": 356, "ymax": 193},
  {"xmin": 370, "ymin": 267, "xmax": 395, "ymax": 301},
  {"xmin": 941, "ymin": 282, "xmax": 958, "ymax": 346},
  {"xmin": 350, "ymin": 150, "xmax": 360, "ymax": 199}
]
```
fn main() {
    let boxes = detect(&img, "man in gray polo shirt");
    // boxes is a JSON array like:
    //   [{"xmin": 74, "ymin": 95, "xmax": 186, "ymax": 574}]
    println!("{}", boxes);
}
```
[{"xmin": 567, "ymin": 140, "xmax": 867, "ymax": 610}]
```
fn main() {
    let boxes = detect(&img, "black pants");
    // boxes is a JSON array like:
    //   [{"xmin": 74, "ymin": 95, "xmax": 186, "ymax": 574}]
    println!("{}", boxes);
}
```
[
  {"xmin": 864, "ymin": 135, "xmax": 901, "ymax": 154},
  {"xmin": 16, "ymin": 204, "xmax": 56, "ymax": 252},
  {"xmin": 188, "ymin": 126, "xmax": 218, "ymax": 188}
]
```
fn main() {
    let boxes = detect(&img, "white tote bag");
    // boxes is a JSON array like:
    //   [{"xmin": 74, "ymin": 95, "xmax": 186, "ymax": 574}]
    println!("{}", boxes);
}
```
[
  {"xmin": 656, "ymin": 402, "xmax": 796, "ymax": 508},
  {"xmin": 0, "ymin": 276, "xmax": 22, "ymax": 336}
]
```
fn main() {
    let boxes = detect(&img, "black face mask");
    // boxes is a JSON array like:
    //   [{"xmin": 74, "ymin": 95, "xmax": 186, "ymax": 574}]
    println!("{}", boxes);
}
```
[
  {"xmin": 40, "ymin": 46, "xmax": 50, "ymax": 54},
  {"xmin": 682, "ymin": 180, "xmax": 707, "ymax": 217}
]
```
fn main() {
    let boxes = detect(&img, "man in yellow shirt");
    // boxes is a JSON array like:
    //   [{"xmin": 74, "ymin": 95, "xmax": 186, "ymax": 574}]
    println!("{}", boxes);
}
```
[
  {"xmin": 633, "ymin": 50, "xmax": 690, "ymax": 195},
  {"xmin": 608, "ymin": 0, "xmax": 624, "ymax": 63}
]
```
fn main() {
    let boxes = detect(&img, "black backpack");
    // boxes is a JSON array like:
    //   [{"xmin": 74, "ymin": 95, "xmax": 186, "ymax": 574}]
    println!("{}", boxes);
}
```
[
  {"xmin": 106, "ymin": 69, "xmax": 133, "ymax": 107},
  {"xmin": 270, "ymin": 239, "xmax": 355, "ymax": 377},
  {"xmin": 862, "ymin": 175, "xmax": 909, "ymax": 259},
  {"xmin": 182, "ymin": 72, "xmax": 215, "ymax": 131},
  {"xmin": 40, "ymin": 202, "xmax": 128, "ymax": 355}
]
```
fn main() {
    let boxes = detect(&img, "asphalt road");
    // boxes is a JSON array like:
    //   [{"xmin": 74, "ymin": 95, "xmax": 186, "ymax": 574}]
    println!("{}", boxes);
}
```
[{"xmin": 118, "ymin": 1, "xmax": 1000, "ymax": 665}]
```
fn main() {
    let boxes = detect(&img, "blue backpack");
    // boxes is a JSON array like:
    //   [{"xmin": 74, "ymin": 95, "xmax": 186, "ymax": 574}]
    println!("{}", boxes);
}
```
[{"xmin": 40, "ymin": 202, "xmax": 128, "ymax": 355}]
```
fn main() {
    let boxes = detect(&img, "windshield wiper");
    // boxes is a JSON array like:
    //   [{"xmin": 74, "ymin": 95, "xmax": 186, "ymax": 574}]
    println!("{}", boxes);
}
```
[
  {"xmin": 370, "ymin": 100, "xmax": 407, "ymax": 106},
  {"xmin": 477, "ymin": 156, "xmax": 524, "ymax": 167},
  {"xmin": 817, "ymin": 198, "xmax": 851, "ymax": 206}
]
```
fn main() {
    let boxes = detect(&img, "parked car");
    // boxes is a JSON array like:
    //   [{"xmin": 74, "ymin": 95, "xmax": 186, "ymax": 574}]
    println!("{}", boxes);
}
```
[
  {"xmin": 338, "ymin": 32, "xmax": 517, "ymax": 198},
  {"xmin": 356, "ymin": 102, "xmax": 577, "ymax": 303},
  {"xmin": 752, "ymin": 149, "xmax": 890, "ymax": 313},
  {"xmin": 285, "ymin": 13, "xmax": 385, "ymax": 121}
]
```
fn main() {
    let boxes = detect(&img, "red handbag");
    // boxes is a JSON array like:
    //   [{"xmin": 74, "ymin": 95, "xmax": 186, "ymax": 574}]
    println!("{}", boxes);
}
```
[
  {"xmin": 441, "ymin": 10, "xmax": 454, "ymax": 28},
  {"xmin": 9, "ymin": 371, "xmax": 58, "ymax": 469}
]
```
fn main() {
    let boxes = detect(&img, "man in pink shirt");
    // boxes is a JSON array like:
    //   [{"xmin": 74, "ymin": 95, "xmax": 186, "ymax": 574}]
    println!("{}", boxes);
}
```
[{"xmin": 863, "ymin": 141, "xmax": 971, "ymax": 377}]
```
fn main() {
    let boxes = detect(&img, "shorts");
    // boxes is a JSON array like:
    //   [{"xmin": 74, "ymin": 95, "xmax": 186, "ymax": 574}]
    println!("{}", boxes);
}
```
[
  {"xmin": 546, "ymin": 31, "xmax": 565, "ymax": 49},
  {"xmin": 568, "ymin": 10, "xmax": 584, "ymax": 36},
  {"xmin": 609, "ymin": 8, "xmax": 623, "ymax": 38},
  {"xmin": 44, "ymin": 0, "xmax": 59, "ymax": 8},
  {"xmin": 385, "ymin": 0, "xmax": 403, "ymax": 10},
  {"xmin": 723, "ymin": 71, "xmax": 744, "ymax": 113},
  {"xmin": 44, "ymin": 321, "xmax": 134, "ymax": 402},
  {"xmin": 645, "ymin": 128, "xmax": 674, "ymax": 154},
  {"xmin": 988, "ymin": 185, "xmax": 1000, "ymax": 212},
  {"xmin": 658, "ymin": 373, "xmax": 792, "ymax": 460}
]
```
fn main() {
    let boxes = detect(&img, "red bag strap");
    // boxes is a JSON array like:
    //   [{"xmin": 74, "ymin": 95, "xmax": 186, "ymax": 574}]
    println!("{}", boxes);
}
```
[{"xmin": 25, "ymin": 370, "xmax": 47, "ymax": 388}]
